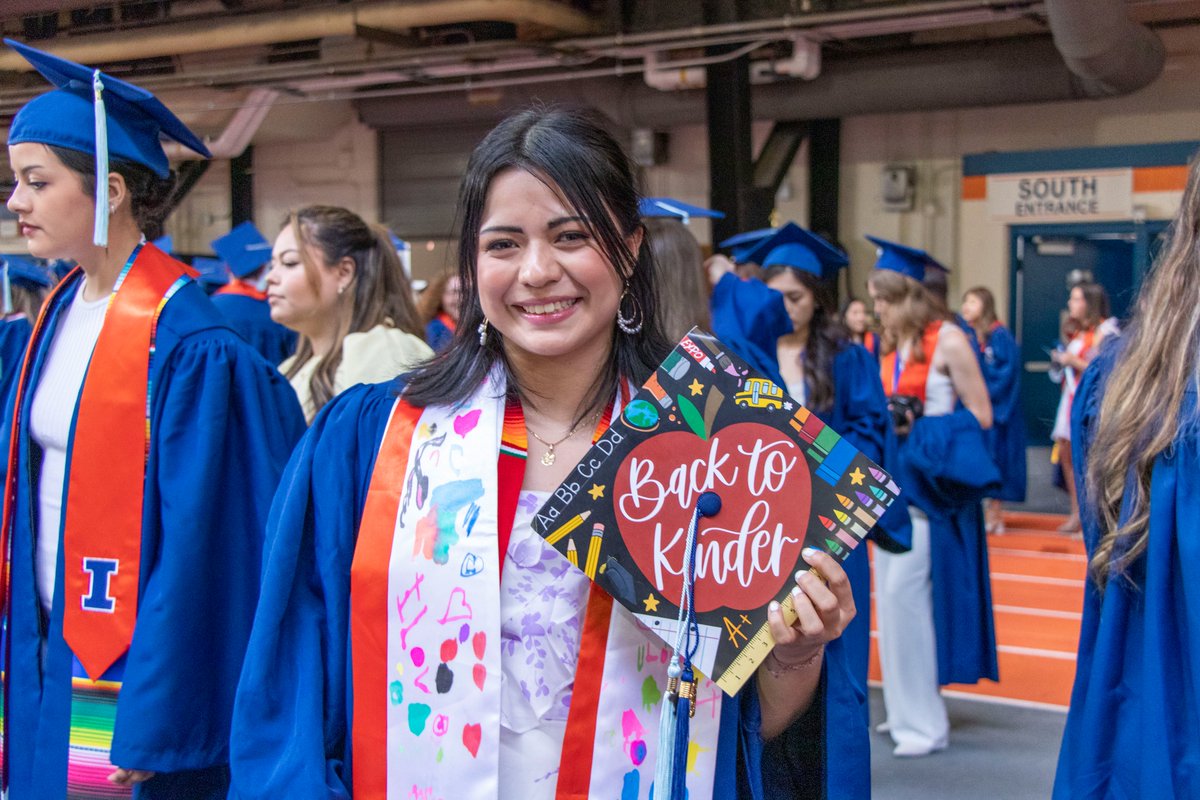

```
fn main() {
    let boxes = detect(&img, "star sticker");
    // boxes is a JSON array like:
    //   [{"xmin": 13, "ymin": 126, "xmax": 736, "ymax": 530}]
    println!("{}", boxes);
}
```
[
  {"xmin": 783, "ymin": 401, "xmax": 794, "ymax": 411},
  {"xmin": 588, "ymin": 483, "xmax": 606, "ymax": 501},
  {"xmin": 849, "ymin": 467, "xmax": 865, "ymax": 486},
  {"xmin": 643, "ymin": 594, "xmax": 660, "ymax": 612},
  {"xmin": 688, "ymin": 378, "xmax": 704, "ymax": 396}
]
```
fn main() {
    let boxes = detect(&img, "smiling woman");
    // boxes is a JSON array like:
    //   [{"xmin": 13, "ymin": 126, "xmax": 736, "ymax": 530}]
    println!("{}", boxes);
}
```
[{"xmin": 230, "ymin": 106, "xmax": 862, "ymax": 800}]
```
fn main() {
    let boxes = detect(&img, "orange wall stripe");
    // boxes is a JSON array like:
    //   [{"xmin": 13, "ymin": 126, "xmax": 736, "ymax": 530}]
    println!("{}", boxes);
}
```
[
  {"xmin": 961, "ymin": 175, "xmax": 987, "ymax": 200},
  {"xmin": 1133, "ymin": 165, "xmax": 1188, "ymax": 193}
]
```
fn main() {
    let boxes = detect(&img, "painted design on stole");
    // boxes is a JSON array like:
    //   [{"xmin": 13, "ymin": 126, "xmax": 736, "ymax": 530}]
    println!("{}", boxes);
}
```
[
  {"xmin": 385, "ymin": 401, "xmax": 502, "ymax": 800},
  {"xmin": 534, "ymin": 327, "xmax": 901, "ymax": 695}
]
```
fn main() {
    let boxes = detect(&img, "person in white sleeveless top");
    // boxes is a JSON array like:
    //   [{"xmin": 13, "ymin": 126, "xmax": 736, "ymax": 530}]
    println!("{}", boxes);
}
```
[{"xmin": 865, "ymin": 237, "xmax": 994, "ymax": 758}]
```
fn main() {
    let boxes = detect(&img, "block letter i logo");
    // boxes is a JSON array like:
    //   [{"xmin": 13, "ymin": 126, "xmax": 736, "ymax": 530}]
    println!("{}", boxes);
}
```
[{"xmin": 81, "ymin": 558, "xmax": 119, "ymax": 612}]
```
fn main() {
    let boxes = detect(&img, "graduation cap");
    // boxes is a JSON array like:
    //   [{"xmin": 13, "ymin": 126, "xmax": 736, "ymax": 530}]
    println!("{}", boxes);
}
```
[
  {"xmin": 389, "ymin": 232, "xmax": 413, "ymax": 278},
  {"xmin": 866, "ymin": 235, "xmax": 950, "ymax": 283},
  {"xmin": 718, "ymin": 226, "xmax": 777, "ymax": 264},
  {"xmin": 190, "ymin": 256, "xmax": 230, "ymax": 290},
  {"xmin": 2, "ymin": 254, "xmax": 53, "ymax": 315},
  {"xmin": 742, "ymin": 222, "xmax": 848, "ymax": 280},
  {"xmin": 638, "ymin": 197, "xmax": 726, "ymax": 224},
  {"xmin": 211, "ymin": 222, "xmax": 272, "ymax": 278},
  {"xmin": 5, "ymin": 38, "xmax": 212, "ymax": 248}
]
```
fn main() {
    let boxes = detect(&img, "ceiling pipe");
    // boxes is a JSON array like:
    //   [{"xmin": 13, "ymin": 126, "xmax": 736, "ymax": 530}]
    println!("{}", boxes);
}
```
[
  {"xmin": 353, "ymin": 36, "xmax": 1119, "ymax": 131},
  {"xmin": 1044, "ymin": 0, "xmax": 1165, "ymax": 96},
  {"xmin": 0, "ymin": 0, "xmax": 601, "ymax": 71},
  {"xmin": 162, "ymin": 87, "xmax": 279, "ymax": 161}
]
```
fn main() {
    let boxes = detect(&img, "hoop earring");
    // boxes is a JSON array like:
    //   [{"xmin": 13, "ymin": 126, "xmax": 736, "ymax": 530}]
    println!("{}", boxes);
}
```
[
  {"xmin": 478, "ymin": 318, "xmax": 490, "ymax": 346},
  {"xmin": 616, "ymin": 288, "xmax": 644, "ymax": 335}
]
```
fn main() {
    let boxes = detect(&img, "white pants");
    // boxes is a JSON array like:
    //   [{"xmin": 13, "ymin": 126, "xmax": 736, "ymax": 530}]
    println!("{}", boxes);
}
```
[{"xmin": 874, "ymin": 509, "xmax": 949, "ymax": 751}]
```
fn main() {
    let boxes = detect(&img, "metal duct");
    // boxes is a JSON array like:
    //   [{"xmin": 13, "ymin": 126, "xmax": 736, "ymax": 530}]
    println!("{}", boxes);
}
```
[
  {"xmin": 0, "ymin": 0, "xmax": 600, "ymax": 72},
  {"xmin": 1045, "ymin": 0, "xmax": 1165, "ymax": 96},
  {"xmin": 355, "ymin": 37, "xmax": 1110, "ymax": 131}
]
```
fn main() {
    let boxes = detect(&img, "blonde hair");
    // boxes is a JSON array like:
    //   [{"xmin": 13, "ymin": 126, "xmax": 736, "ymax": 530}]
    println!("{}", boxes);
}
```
[
  {"xmin": 284, "ymin": 205, "xmax": 423, "ymax": 414},
  {"xmin": 869, "ymin": 269, "xmax": 943, "ymax": 363},
  {"xmin": 1086, "ymin": 155, "xmax": 1200, "ymax": 589}
]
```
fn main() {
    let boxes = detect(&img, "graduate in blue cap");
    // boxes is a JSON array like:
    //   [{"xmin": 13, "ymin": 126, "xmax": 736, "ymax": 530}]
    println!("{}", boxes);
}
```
[
  {"xmin": 640, "ymin": 197, "xmax": 723, "ymax": 342},
  {"xmin": 2, "ymin": 38, "xmax": 305, "ymax": 798},
  {"xmin": 866, "ymin": 235, "xmax": 998, "ymax": 758},
  {"xmin": 0, "ymin": 253, "xmax": 53, "ymax": 402},
  {"xmin": 710, "ymin": 222, "xmax": 906, "ymax": 797},
  {"xmin": 209, "ymin": 221, "xmax": 297, "ymax": 365},
  {"xmin": 190, "ymin": 255, "xmax": 230, "ymax": 294}
]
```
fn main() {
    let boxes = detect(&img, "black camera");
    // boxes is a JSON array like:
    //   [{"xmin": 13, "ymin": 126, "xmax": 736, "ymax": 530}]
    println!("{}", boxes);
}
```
[{"xmin": 888, "ymin": 394, "xmax": 924, "ymax": 430}]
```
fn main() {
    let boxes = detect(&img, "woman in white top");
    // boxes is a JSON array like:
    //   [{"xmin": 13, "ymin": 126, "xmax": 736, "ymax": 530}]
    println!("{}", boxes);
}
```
[
  {"xmin": 1050, "ymin": 281, "xmax": 1113, "ymax": 532},
  {"xmin": 268, "ymin": 205, "xmax": 433, "ymax": 422},
  {"xmin": 866, "ymin": 246, "xmax": 994, "ymax": 759}
]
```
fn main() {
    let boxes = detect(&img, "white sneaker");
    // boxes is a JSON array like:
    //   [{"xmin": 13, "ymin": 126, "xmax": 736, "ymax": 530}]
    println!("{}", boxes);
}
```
[{"xmin": 892, "ymin": 741, "xmax": 947, "ymax": 758}]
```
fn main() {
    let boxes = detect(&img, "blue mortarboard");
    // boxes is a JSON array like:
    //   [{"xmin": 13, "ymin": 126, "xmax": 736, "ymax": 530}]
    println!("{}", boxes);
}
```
[
  {"xmin": 211, "ymin": 222, "xmax": 272, "ymax": 278},
  {"xmin": 638, "ymin": 198, "xmax": 726, "ymax": 224},
  {"xmin": 718, "ymin": 226, "xmax": 777, "ymax": 263},
  {"xmin": 389, "ymin": 232, "xmax": 413, "ymax": 277},
  {"xmin": 5, "ymin": 38, "xmax": 211, "ymax": 248},
  {"xmin": 191, "ymin": 257, "xmax": 230, "ymax": 289},
  {"xmin": 2, "ymin": 253, "xmax": 53, "ymax": 315},
  {"xmin": 866, "ymin": 235, "xmax": 950, "ymax": 283},
  {"xmin": 742, "ymin": 222, "xmax": 848, "ymax": 280}
]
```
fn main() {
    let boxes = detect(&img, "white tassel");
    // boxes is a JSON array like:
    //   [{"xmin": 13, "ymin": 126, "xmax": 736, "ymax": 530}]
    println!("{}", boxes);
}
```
[
  {"xmin": 2, "ymin": 262, "xmax": 12, "ymax": 317},
  {"xmin": 653, "ymin": 659, "xmax": 682, "ymax": 796},
  {"xmin": 92, "ymin": 69, "xmax": 110, "ymax": 248}
]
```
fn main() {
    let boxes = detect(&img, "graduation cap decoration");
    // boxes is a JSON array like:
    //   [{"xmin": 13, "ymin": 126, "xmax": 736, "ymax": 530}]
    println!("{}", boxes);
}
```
[
  {"xmin": 211, "ymin": 222, "xmax": 272, "ymax": 279},
  {"xmin": 535, "ymin": 328, "xmax": 900, "ymax": 797},
  {"xmin": 639, "ymin": 198, "xmax": 726, "ymax": 224},
  {"xmin": 743, "ymin": 222, "xmax": 849, "ymax": 280},
  {"xmin": 866, "ymin": 235, "xmax": 950, "ymax": 283},
  {"xmin": 535, "ymin": 327, "xmax": 898, "ymax": 689},
  {"xmin": 5, "ymin": 38, "xmax": 211, "ymax": 248},
  {"xmin": 718, "ymin": 226, "xmax": 777, "ymax": 264}
]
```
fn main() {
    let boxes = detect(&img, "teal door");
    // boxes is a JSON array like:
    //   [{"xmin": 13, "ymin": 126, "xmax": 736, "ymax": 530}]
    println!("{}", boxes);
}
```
[{"xmin": 1010, "ymin": 221, "xmax": 1168, "ymax": 443}]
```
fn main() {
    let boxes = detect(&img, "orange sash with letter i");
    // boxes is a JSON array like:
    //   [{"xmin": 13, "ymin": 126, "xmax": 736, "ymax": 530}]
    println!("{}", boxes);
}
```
[{"xmin": 58, "ymin": 243, "xmax": 188, "ymax": 680}]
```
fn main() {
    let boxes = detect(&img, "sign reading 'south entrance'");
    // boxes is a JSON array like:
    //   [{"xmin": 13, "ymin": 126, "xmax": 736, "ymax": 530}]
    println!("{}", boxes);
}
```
[{"xmin": 987, "ymin": 168, "xmax": 1133, "ymax": 222}]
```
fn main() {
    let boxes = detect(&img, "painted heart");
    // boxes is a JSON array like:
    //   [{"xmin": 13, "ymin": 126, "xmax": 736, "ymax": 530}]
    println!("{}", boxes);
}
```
[
  {"xmin": 462, "ymin": 723, "xmax": 482, "ymax": 758},
  {"xmin": 613, "ymin": 423, "xmax": 810, "ymax": 612},
  {"xmin": 454, "ymin": 409, "xmax": 482, "ymax": 437},
  {"xmin": 472, "ymin": 663, "xmax": 486, "ymax": 690}
]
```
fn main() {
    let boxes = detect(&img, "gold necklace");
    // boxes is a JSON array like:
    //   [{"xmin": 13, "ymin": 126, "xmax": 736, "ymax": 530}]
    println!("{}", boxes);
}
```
[{"xmin": 528, "ymin": 410, "xmax": 602, "ymax": 466}]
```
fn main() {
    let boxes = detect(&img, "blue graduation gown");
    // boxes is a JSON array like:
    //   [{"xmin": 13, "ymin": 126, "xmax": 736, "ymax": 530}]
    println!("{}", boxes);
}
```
[
  {"xmin": 708, "ymin": 273, "xmax": 791, "ymax": 387},
  {"xmin": 1053, "ymin": 346, "xmax": 1200, "ymax": 799},
  {"xmin": 895, "ymin": 409, "xmax": 1001, "ymax": 684},
  {"xmin": 210, "ymin": 292, "xmax": 296, "ymax": 366},
  {"xmin": 0, "ymin": 315, "xmax": 34, "ymax": 406},
  {"xmin": 425, "ymin": 316, "xmax": 455, "ymax": 352},
  {"xmin": 229, "ymin": 382, "xmax": 774, "ymax": 799},
  {"xmin": 3, "ymin": 272, "xmax": 305, "ymax": 799},
  {"xmin": 960, "ymin": 321, "xmax": 1027, "ymax": 502}
]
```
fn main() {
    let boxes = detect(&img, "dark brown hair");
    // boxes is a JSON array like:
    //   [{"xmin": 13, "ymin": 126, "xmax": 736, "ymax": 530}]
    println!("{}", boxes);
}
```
[
  {"xmin": 283, "ymin": 205, "xmax": 424, "ymax": 414},
  {"xmin": 49, "ymin": 145, "xmax": 177, "ymax": 240}
]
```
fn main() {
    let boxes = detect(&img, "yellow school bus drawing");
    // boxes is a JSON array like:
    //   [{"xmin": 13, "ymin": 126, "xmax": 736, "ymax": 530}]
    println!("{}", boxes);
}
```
[{"xmin": 734, "ymin": 378, "xmax": 783, "ymax": 410}]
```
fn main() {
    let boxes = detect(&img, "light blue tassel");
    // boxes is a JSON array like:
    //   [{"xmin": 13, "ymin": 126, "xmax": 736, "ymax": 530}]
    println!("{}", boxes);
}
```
[
  {"xmin": 92, "ymin": 69, "xmax": 109, "ymax": 247},
  {"xmin": 2, "ymin": 261, "xmax": 12, "ymax": 316},
  {"xmin": 653, "ymin": 494, "xmax": 711, "ymax": 800}
]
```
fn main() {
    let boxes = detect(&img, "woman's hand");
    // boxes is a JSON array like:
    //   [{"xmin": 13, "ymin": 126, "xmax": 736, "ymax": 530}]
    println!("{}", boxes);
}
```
[
  {"xmin": 704, "ymin": 253, "xmax": 736, "ymax": 287},
  {"xmin": 109, "ymin": 768, "xmax": 156, "ymax": 787},
  {"xmin": 756, "ymin": 548, "xmax": 856, "ymax": 740},
  {"xmin": 766, "ymin": 548, "xmax": 856, "ymax": 666}
]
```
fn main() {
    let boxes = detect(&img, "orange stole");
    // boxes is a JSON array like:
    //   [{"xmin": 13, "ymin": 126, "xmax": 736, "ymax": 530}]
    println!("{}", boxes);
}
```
[
  {"xmin": 63, "ymin": 244, "xmax": 188, "ymax": 681},
  {"xmin": 350, "ymin": 400, "xmax": 422, "ymax": 800},
  {"xmin": 880, "ymin": 321, "xmax": 942, "ymax": 402}
]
